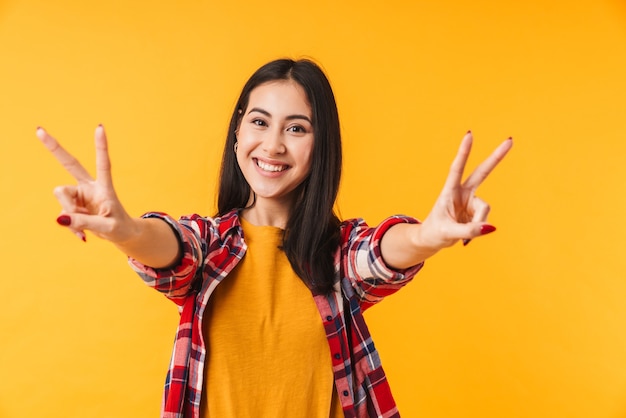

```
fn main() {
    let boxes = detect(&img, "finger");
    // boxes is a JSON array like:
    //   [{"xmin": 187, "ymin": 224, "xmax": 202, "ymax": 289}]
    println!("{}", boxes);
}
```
[
  {"xmin": 56, "ymin": 214, "xmax": 87, "ymax": 242},
  {"xmin": 94, "ymin": 125, "xmax": 114, "ymax": 187},
  {"xmin": 53, "ymin": 185, "xmax": 80, "ymax": 213},
  {"xmin": 36, "ymin": 127, "xmax": 93, "ymax": 182},
  {"xmin": 74, "ymin": 231, "xmax": 87, "ymax": 242},
  {"xmin": 470, "ymin": 196, "xmax": 491, "ymax": 223},
  {"xmin": 442, "ymin": 221, "xmax": 484, "ymax": 242},
  {"xmin": 453, "ymin": 222, "xmax": 497, "ymax": 246},
  {"xmin": 463, "ymin": 137, "xmax": 513, "ymax": 190},
  {"xmin": 55, "ymin": 212, "xmax": 113, "ymax": 236},
  {"xmin": 443, "ymin": 131, "xmax": 473, "ymax": 191},
  {"xmin": 462, "ymin": 196, "xmax": 491, "ymax": 246},
  {"xmin": 53, "ymin": 185, "xmax": 91, "ymax": 214}
]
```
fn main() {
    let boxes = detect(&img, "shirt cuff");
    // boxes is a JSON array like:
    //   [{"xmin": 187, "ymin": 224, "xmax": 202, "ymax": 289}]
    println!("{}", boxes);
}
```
[{"xmin": 128, "ymin": 212, "xmax": 200, "ymax": 283}]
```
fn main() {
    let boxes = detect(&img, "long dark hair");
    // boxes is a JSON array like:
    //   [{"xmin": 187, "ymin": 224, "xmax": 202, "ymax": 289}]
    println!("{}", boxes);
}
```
[{"xmin": 217, "ymin": 58, "xmax": 342, "ymax": 295}]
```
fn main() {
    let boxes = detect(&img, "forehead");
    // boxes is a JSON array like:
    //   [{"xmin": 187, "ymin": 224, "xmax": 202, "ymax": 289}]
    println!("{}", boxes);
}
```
[{"xmin": 246, "ymin": 80, "xmax": 312, "ymax": 116}]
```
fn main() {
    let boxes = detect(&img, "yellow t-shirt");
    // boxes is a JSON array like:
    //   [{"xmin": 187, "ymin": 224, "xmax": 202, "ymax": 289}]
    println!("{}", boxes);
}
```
[{"xmin": 200, "ymin": 218, "xmax": 344, "ymax": 417}]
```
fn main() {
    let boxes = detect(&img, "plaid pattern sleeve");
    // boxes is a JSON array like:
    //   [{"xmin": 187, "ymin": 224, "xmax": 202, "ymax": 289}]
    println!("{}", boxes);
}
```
[
  {"xmin": 341, "ymin": 215, "xmax": 424, "ymax": 311},
  {"xmin": 128, "ymin": 212, "xmax": 205, "ymax": 306}
]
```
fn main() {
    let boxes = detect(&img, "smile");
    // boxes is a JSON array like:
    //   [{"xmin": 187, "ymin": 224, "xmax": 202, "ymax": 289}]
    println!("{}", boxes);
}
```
[{"xmin": 255, "ymin": 159, "xmax": 289, "ymax": 172}]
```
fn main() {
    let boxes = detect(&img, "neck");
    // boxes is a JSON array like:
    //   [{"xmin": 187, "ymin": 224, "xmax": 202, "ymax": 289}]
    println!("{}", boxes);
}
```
[{"xmin": 241, "ymin": 197, "xmax": 293, "ymax": 229}]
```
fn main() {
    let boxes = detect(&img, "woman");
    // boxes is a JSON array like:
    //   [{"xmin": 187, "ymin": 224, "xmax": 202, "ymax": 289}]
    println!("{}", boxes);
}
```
[{"xmin": 37, "ymin": 59, "xmax": 512, "ymax": 418}]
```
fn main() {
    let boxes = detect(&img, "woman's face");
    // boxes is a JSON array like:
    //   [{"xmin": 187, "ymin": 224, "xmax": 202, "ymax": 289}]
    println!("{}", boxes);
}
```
[{"xmin": 236, "ymin": 80, "xmax": 314, "ymax": 209}]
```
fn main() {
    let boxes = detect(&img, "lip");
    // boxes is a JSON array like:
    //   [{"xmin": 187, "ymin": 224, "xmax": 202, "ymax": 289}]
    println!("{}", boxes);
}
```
[{"xmin": 253, "ymin": 157, "xmax": 291, "ymax": 176}]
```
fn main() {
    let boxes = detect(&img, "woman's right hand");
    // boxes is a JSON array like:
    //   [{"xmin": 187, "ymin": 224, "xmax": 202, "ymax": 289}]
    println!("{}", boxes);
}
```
[{"xmin": 37, "ymin": 125, "xmax": 137, "ymax": 244}]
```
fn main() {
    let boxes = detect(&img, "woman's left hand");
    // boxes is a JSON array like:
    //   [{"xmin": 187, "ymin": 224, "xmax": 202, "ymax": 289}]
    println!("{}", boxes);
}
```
[
  {"xmin": 378, "ymin": 131, "xmax": 513, "ymax": 269},
  {"xmin": 418, "ymin": 131, "xmax": 513, "ymax": 250}
]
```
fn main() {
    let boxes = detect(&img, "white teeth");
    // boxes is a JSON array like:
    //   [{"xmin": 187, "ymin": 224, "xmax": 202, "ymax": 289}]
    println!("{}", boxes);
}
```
[{"xmin": 257, "ymin": 160, "xmax": 287, "ymax": 172}]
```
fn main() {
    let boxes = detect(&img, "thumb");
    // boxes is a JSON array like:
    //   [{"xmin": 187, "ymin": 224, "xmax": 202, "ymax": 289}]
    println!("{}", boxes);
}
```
[
  {"xmin": 458, "ymin": 222, "xmax": 497, "ymax": 245},
  {"xmin": 56, "ymin": 213, "xmax": 114, "ymax": 239}
]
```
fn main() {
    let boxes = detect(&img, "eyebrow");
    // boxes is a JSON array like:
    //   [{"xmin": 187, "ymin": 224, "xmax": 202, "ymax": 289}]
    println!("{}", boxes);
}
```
[{"xmin": 247, "ymin": 107, "xmax": 312, "ymax": 124}]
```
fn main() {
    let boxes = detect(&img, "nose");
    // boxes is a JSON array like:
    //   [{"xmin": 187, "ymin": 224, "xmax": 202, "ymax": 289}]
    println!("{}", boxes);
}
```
[{"xmin": 262, "ymin": 129, "xmax": 286, "ymax": 155}]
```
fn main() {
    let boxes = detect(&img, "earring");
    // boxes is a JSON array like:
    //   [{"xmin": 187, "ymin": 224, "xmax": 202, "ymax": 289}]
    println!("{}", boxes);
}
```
[{"xmin": 234, "ymin": 142, "xmax": 238, "ymax": 153}]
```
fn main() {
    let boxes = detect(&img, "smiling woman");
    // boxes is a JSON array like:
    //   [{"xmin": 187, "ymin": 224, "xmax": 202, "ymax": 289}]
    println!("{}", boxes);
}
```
[
  {"xmin": 3, "ymin": 0, "xmax": 626, "ymax": 416},
  {"xmin": 36, "ymin": 58, "xmax": 511, "ymax": 417},
  {"xmin": 234, "ymin": 80, "xmax": 315, "ymax": 225}
]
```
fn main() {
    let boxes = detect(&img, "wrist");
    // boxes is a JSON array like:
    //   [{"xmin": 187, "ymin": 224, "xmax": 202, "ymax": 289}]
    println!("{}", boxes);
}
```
[{"xmin": 409, "ymin": 223, "xmax": 446, "ymax": 255}]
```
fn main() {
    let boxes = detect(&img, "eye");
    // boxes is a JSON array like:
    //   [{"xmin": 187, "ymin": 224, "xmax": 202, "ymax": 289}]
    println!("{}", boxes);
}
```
[
  {"xmin": 287, "ymin": 125, "xmax": 308, "ymax": 133},
  {"xmin": 251, "ymin": 119, "xmax": 267, "ymax": 127}
]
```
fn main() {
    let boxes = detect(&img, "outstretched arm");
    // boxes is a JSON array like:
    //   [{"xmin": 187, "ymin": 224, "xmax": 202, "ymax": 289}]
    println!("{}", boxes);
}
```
[
  {"xmin": 381, "ymin": 131, "xmax": 513, "ymax": 269},
  {"xmin": 37, "ymin": 125, "xmax": 180, "ymax": 268}
]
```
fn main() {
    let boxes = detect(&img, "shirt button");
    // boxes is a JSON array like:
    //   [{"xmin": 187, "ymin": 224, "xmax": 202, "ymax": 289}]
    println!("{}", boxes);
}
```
[
  {"xmin": 334, "ymin": 353, "xmax": 341, "ymax": 359},
  {"xmin": 326, "ymin": 315, "xmax": 332, "ymax": 321},
  {"xmin": 343, "ymin": 390, "xmax": 349, "ymax": 396}
]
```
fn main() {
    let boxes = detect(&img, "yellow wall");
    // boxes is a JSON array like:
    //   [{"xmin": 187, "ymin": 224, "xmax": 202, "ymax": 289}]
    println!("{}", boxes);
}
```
[{"xmin": 1, "ymin": 0, "xmax": 626, "ymax": 417}]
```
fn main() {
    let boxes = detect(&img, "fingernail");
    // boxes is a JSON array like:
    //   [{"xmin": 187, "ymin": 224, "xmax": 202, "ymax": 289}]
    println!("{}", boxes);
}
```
[
  {"xmin": 467, "ymin": 130, "xmax": 472, "ymax": 134},
  {"xmin": 463, "ymin": 239, "xmax": 471, "ymax": 246},
  {"xmin": 75, "ymin": 231, "xmax": 87, "ymax": 242},
  {"xmin": 480, "ymin": 224, "xmax": 496, "ymax": 235},
  {"xmin": 56, "ymin": 215, "xmax": 71, "ymax": 226},
  {"xmin": 508, "ymin": 136, "xmax": 513, "ymax": 141}
]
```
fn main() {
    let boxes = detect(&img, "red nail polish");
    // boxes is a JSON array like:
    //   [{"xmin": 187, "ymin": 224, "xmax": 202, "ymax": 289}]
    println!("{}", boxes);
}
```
[
  {"xmin": 467, "ymin": 130, "xmax": 472, "ymax": 134},
  {"xmin": 56, "ymin": 215, "xmax": 71, "ymax": 226},
  {"xmin": 463, "ymin": 238, "xmax": 471, "ymax": 246},
  {"xmin": 480, "ymin": 224, "xmax": 496, "ymax": 235}
]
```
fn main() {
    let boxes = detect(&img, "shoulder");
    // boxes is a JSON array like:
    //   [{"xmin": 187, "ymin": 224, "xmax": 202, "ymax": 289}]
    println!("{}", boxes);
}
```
[{"xmin": 178, "ymin": 209, "xmax": 242, "ymax": 240}]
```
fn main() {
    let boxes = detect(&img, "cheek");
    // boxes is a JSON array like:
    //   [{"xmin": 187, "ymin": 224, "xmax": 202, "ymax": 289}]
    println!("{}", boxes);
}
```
[
  {"xmin": 303, "ymin": 151, "xmax": 313, "ymax": 169},
  {"xmin": 293, "ymin": 150, "xmax": 313, "ymax": 180},
  {"xmin": 235, "ymin": 133, "xmax": 256, "ymax": 156},
  {"xmin": 300, "ymin": 143, "xmax": 314, "ymax": 168}
]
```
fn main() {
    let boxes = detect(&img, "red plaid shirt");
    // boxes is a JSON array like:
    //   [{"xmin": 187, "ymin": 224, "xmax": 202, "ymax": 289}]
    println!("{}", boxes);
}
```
[{"xmin": 130, "ymin": 210, "xmax": 422, "ymax": 418}]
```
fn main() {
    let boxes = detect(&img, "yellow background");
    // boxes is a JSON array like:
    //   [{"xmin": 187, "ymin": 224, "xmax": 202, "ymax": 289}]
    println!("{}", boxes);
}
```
[{"xmin": 1, "ymin": 0, "xmax": 626, "ymax": 417}]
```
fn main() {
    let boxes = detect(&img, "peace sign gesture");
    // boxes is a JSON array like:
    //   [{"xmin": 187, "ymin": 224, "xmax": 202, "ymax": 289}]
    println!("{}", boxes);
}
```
[
  {"xmin": 36, "ymin": 125, "xmax": 135, "ymax": 243},
  {"xmin": 420, "ymin": 131, "xmax": 513, "ymax": 249},
  {"xmin": 382, "ymin": 131, "xmax": 512, "ymax": 269}
]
